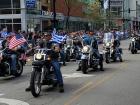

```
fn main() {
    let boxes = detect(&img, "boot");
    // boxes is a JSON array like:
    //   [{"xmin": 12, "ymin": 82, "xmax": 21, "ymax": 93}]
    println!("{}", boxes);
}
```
[
  {"xmin": 76, "ymin": 66, "xmax": 81, "ymax": 71},
  {"xmin": 58, "ymin": 84, "xmax": 64, "ymax": 93},
  {"xmin": 25, "ymin": 86, "xmax": 31, "ymax": 92}
]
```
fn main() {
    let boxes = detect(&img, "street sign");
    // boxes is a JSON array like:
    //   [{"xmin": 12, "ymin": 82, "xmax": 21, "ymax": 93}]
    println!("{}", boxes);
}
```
[{"xmin": 26, "ymin": 0, "xmax": 36, "ymax": 8}]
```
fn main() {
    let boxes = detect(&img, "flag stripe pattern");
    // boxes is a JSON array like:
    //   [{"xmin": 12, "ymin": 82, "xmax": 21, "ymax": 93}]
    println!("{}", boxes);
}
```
[
  {"xmin": 9, "ymin": 35, "xmax": 26, "ymax": 49},
  {"xmin": 51, "ymin": 28, "xmax": 66, "ymax": 43},
  {"xmin": 1, "ymin": 32, "xmax": 8, "ymax": 38}
]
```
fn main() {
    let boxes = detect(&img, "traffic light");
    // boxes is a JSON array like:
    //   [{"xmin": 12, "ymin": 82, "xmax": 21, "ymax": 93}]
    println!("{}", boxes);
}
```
[{"xmin": 128, "ymin": 8, "xmax": 130, "ymax": 13}]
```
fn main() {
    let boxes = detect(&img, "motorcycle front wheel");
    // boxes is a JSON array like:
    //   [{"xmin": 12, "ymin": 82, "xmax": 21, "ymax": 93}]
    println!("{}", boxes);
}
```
[
  {"xmin": 30, "ymin": 69, "xmax": 42, "ymax": 97},
  {"xmin": 14, "ymin": 61, "xmax": 23, "ymax": 77},
  {"xmin": 105, "ymin": 53, "xmax": 110, "ymax": 63}
]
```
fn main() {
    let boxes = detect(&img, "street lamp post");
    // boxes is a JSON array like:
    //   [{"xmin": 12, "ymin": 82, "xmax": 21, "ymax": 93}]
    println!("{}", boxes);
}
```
[
  {"xmin": 108, "ymin": 0, "xmax": 111, "ymax": 29},
  {"xmin": 53, "ymin": 0, "xmax": 56, "ymax": 29},
  {"xmin": 123, "ymin": 0, "xmax": 125, "ymax": 37}
]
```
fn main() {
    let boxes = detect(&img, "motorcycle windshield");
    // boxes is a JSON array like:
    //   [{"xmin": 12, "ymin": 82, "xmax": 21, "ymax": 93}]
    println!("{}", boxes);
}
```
[{"xmin": 103, "ymin": 34, "xmax": 113, "ymax": 43}]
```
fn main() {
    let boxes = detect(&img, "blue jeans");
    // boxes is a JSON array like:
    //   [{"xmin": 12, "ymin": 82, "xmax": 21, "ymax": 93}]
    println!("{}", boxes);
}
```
[
  {"xmin": 51, "ymin": 60, "xmax": 63, "ymax": 85},
  {"xmin": 11, "ymin": 54, "xmax": 17, "ymax": 71},
  {"xmin": 92, "ymin": 49, "xmax": 100, "ymax": 59},
  {"xmin": 60, "ymin": 50, "xmax": 65, "ymax": 64}
]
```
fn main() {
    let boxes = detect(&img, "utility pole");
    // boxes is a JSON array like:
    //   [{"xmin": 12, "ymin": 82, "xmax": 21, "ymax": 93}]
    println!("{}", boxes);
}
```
[
  {"xmin": 136, "ymin": 1, "xmax": 138, "ymax": 31},
  {"xmin": 108, "ymin": 0, "xmax": 111, "ymax": 29},
  {"xmin": 123, "ymin": 0, "xmax": 125, "ymax": 36},
  {"xmin": 52, "ymin": 0, "xmax": 56, "ymax": 29}
]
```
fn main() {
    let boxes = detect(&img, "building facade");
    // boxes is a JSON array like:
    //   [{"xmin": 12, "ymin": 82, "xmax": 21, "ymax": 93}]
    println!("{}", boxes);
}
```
[
  {"xmin": 129, "ymin": 0, "xmax": 140, "ymax": 30},
  {"xmin": 0, "ymin": 0, "xmax": 92, "ymax": 32},
  {"xmin": 109, "ymin": 0, "xmax": 140, "ymax": 30}
]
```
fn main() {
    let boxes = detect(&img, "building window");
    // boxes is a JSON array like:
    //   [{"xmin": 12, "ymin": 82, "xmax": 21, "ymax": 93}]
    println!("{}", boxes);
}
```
[
  {"xmin": 0, "ymin": 0, "xmax": 12, "ymax": 14},
  {"xmin": 13, "ymin": 19, "xmax": 21, "ymax": 23},
  {"xmin": 12, "ymin": 0, "xmax": 21, "ymax": 14},
  {"xmin": 13, "ymin": 0, "xmax": 20, "ymax": 8},
  {"xmin": 0, "ymin": 0, "xmax": 11, "ymax": 8},
  {"xmin": 0, "ymin": 19, "xmax": 12, "ymax": 23},
  {"xmin": 13, "ymin": 24, "xmax": 21, "ymax": 32},
  {"xmin": 0, "ymin": 0, "xmax": 21, "ymax": 14}
]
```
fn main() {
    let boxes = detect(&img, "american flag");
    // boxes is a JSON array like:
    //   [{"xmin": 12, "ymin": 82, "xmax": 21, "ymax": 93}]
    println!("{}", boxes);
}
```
[{"xmin": 9, "ymin": 35, "xmax": 26, "ymax": 49}]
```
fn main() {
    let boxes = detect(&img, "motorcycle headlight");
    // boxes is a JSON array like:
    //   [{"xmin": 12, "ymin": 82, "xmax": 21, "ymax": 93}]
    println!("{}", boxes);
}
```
[
  {"xmin": 82, "ymin": 46, "xmax": 90, "ymax": 53},
  {"xmin": 132, "ymin": 38, "xmax": 135, "ymax": 41},
  {"xmin": 35, "ymin": 53, "xmax": 42, "ymax": 60},
  {"xmin": 106, "ymin": 43, "xmax": 110, "ymax": 47},
  {"xmin": 67, "ymin": 45, "xmax": 71, "ymax": 48}
]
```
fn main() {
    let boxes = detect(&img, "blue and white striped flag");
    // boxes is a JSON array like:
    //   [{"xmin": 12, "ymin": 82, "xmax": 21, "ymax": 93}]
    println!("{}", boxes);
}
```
[
  {"xmin": 1, "ymin": 27, "xmax": 8, "ymax": 38},
  {"xmin": 104, "ymin": 0, "xmax": 109, "ymax": 9},
  {"xmin": 1, "ymin": 31, "xmax": 8, "ymax": 38},
  {"xmin": 51, "ymin": 29, "xmax": 66, "ymax": 43}
]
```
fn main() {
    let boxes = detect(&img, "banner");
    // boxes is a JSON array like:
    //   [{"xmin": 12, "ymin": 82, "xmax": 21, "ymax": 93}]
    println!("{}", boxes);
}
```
[{"xmin": 26, "ymin": 0, "xmax": 36, "ymax": 8}]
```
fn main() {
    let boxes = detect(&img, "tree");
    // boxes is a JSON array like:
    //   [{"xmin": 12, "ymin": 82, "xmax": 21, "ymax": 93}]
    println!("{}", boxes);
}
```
[
  {"xmin": 83, "ymin": 0, "xmax": 105, "ymax": 29},
  {"xmin": 64, "ymin": 0, "xmax": 83, "ymax": 31}
]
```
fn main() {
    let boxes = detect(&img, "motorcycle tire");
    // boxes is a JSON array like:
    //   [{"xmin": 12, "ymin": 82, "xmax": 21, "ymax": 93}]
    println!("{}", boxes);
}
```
[
  {"xmin": 134, "ymin": 50, "xmax": 137, "ymax": 54},
  {"xmin": 119, "ymin": 55, "xmax": 123, "ymax": 62},
  {"xmin": 131, "ymin": 49, "xmax": 135, "ymax": 54},
  {"xmin": 81, "ymin": 60, "xmax": 88, "ymax": 74},
  {"xmin": 66, "ymin": 54, "xmax": 70, "ymax": 62},
  {"xmin": 14, "ymin": 61, "xmax": 23, "ymax": 77},
  {"xmin": 30, "ymin": 69, "xmax": 42, "ymax": 97},
  {"xmin": 105, "ymin": 53, "xmax": 110, "ymax": 64},
  {"xmin": 99, "ymin": 60, "xmax": 104, "ymax": 71}
]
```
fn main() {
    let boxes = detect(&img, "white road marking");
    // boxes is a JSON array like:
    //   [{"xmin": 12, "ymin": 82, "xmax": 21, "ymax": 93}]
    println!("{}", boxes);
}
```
[
  {"xmin": 0, "ymin": 93, "xmax": 4, "ymax": 97},
  {"xmin": 63, "ymin": 73, "xmax": 95, "ymax": 79},
  {"xmin": 0, "ymin": 98, "xmax": 29, "ymax": 105}
]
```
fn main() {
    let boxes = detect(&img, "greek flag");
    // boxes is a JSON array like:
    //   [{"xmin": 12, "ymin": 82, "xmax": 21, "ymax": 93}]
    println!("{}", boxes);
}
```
[
  {"xmin": 0, "ymin": 27, "xmax": 8, "ymax": 38},
  {"xmin": 51, "ymin": 29, "xmax": 66, "ymax": 44},
  {"xmin": 1, "ymin": 31, "xmax": 8, "ymax": 38},
  {"xmin": 104, "ymin": 0, "xmax": 109, "ymax": 9}
]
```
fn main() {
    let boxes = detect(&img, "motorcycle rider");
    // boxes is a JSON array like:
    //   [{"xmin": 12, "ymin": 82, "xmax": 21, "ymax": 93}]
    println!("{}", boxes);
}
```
[
  {"xmin": 2, "ymin": 32, "xmax": 26, "ymax": 75},
  {"xmin": 77, "ymin": 31, "xmax": 103, "ymax": 71},
  {"xmin": 26, "ymin": 32, "xmax": 64, "ymax": 93},
  {"xmin": 103, "ymin": 30, "xmax": 114, "ymax": 45}
]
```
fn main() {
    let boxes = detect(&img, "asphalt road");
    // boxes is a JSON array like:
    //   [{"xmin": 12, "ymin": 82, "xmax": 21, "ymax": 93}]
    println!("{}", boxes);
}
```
[{"xmin": 0, "ymin": 39, "xmax": 140, "ymax": 105}]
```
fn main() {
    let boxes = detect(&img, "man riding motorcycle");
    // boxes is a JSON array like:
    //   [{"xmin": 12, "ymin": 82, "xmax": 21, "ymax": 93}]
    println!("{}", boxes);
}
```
[
  {"xmin": 77, "ymin": 31, "xmax": 103, "ymax": 71},
  {"xmin": 103, "ymin": 30, "xmax": 122, "ymax": 62},
  {"xmin": 2, "ymin": 32, "xmax": 26, "ymax": 75},
  {"xmin": 26, "ymin": 32, "xmax": 64, "ymax": 93}
]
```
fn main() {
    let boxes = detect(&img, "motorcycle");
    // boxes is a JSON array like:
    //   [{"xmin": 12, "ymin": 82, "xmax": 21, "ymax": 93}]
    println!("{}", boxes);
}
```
[
  {"xmin": 129, "ymin": 36, "xmax": 140, "ymax": 54},
  {"xmin": 64, "ymin": 44, "xmax": 80, "ymax": 61},
  {"xmin": 64, "ymin": 44, "xmax": 71, "ymax": 62},
  {"xmin": 30, "ymin": 48, "xmax": 57, "ymax": 97},
  {"xmin": 104, "ymin": 42, "xmax": 122, "ymax": 63},
  {"xmin": 74, "ymin": 46, "xmax": 82, "ymax": 60},
  {"xmin": 79, "ymin": 45, "xmax": 103, "ymax": 74},
  {"xmin": 0, "ymin": 48, "xmax": 25, "ymax": 77}
]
